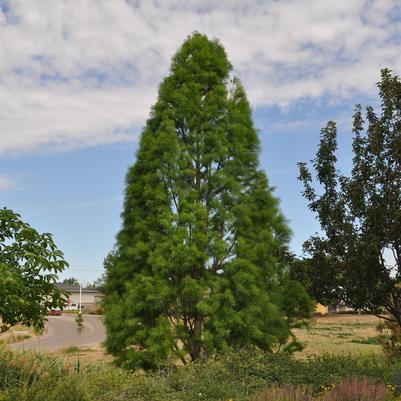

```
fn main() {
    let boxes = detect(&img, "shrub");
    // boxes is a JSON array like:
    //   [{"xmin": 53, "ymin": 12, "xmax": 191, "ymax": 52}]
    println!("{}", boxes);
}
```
[{"xmin": 299, "ymin": 353, "xmax": 389, "ymax": 391}]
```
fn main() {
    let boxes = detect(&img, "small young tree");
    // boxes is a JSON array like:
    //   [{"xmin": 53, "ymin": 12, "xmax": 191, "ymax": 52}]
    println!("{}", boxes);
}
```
[
  {"xmin": 104, "ymin": 33, "xmax": 313, "ymax": 369},
  {"xmin": 0, "ymin": 208, "xmax": 68, "ymax": 332},
  {"xmin": 298, "ymin": 69, "xmax": 401, "ymax": 324},
  {"xmin": 74, "ymin": 311, "xmax": 84, "ymax": 372},
  {"xmin": 75, "ymin": 312, "xmax": 84, "ymax": 335},
  {"xmin": 75, "ymin": 311, "xmax": 84, "ymax": 347}
]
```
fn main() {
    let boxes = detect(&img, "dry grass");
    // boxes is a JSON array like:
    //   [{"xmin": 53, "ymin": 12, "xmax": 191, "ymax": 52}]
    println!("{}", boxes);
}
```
[
  {"xmin": 253, "ymin": 379, "xmax": 390, "ymax": 401},
  {"xmin": 254, "ymin": 385, "xmax": 315, "ymax": 401},
  {"xmin": 56, "ymin": 346, "xmax": 113, "ymax": 365},
  {"xmin": 0, "ymin": 324, "xmax": 34, "ymax": 345},
  {"xmin": 318, "ymin": 377, "xmax": 389, "ymax": 401},
  {"xmin": 294, "ymin": 314, "xmax": 382, "ymax": 357}
]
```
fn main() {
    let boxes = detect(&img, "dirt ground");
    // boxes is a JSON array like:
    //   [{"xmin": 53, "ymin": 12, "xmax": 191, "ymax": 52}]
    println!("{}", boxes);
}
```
[
  {"xmin": 56, "ymin": 346, "xmax": 113, "ymax": 366},
  {"xmin": 293, "ymin": 314, "xmax": 382, "ymax": 357}
]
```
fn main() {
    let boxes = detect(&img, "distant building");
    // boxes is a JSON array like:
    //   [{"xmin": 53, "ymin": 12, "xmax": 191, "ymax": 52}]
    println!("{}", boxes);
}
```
[
  {"xmin": 315, "ymin": 301, "xmax": 357, "ymax": 315},
  {"xmin": 327, "ymin": 301, "xmax": 356, "ymax": 314},
  {"xmin": 55, "ymin": 283, "xmax": 103, "ymax": 310}
]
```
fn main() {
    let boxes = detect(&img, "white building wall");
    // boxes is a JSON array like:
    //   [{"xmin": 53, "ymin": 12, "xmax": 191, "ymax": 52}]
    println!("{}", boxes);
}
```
[{"xmin": 68, "ymin": 292, "xmax": 98, "ymax": 305}]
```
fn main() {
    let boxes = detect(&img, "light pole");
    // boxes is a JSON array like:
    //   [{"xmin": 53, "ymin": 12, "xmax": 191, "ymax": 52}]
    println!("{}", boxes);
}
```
[{"xmin": 79, "ymin": 281, "xmax": 82, "ymax": 313}]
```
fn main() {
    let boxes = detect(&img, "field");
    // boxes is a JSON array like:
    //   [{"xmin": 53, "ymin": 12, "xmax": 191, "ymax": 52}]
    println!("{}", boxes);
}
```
[{"xmin": 294, "ymin": 314, "xmax": 382, "ymax": 357}]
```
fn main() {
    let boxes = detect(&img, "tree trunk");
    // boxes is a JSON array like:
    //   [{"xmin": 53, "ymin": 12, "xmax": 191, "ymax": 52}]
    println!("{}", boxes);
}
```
[{"xmin": 190, "ymin": 317, "xmax": 203, "ymax": 360}]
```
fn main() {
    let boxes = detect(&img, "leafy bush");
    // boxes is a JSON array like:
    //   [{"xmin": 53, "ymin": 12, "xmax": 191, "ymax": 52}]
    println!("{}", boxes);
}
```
[{"xmin": 296, "ymin": 353, "xmax": 389, "ymax": 390}]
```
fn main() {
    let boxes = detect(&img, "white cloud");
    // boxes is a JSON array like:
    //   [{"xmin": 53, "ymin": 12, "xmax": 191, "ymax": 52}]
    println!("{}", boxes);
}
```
[
  {"xmin": 0, "ymin": 0, "xmax": 400, "ymax": 154},
  {"xmin": 0, "ymin": 174, "xmax": 18, "ymax": 191}
]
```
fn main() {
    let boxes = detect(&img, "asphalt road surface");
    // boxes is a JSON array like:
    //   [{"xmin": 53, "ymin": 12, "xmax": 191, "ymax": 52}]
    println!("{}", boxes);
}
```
[{"xmin": 11, "ymin": 314, "xmax": 106, "ymax": 352}]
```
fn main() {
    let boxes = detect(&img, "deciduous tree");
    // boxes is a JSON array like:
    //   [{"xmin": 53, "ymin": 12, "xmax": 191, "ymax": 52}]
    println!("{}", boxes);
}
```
[
  {"xmin": 298, "ymin": 69, "xmax": 401, "ymax": 324},
  {"xmin": 0, "ymin": 208, "xmax": 68, "ymax": 332}
]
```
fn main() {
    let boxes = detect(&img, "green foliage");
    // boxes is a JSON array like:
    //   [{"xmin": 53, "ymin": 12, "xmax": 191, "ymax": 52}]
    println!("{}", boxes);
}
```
[
  {"xmin": 298, "ymin": 69, "xmax": 401, "ymax": 324},
  {"xmin": 0, "ymin": 346, "xmax": 67, "ymax": 391},
  {"xmin": 62, "ymin": 277, "xmax": 79, "ymax": 286},
  {"xmin": 62, "ymin": 346, "xmax": 80, "ymax": 354},
  {"xmin": 0, "ymin": 347, "xmax": 395, "ymax": 401},
  {"xmin": 350, "ymin": 337, "xmax": 379, "ymax": 345},
  {"xmin": 0, "ymin": 208, "xmax": 68, "ymax": 333},
  {"xmin": 289, "ymin": 256, "xmax": 340, "ymax": 306},
  {"xmin": 104, "ymin": 32, "xmax": 313, "ymax": 369},
  {"xmin": 87, "ymin": 273, "xmax": 106, "ymax": 291},
  {"xmin": 75, "ymin": 312, "xmax": 84, "ymax": 334},
  {"xmin": 377, "ymin": 320, "xmax": 401, "ymax": 361}
]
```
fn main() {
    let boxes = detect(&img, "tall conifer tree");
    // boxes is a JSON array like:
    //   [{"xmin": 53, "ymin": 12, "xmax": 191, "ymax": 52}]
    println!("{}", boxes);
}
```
[{"xmin": 104, "ymin": 33, "xmax": 312, "ymax": 369}]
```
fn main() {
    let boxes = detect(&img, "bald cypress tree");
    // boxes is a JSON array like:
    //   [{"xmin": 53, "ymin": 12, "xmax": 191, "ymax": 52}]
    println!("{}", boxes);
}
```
[{"xmin": 104, "ymin": 33, "xmax": 313, "ymax": 369}]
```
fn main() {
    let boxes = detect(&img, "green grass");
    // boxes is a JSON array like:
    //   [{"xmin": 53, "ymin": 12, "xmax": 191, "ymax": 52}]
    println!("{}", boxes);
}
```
[
  {"xmin": 61, "ymin": 346, "xmax": 80, "ymax": 354},
  {"xmin": 350, "ymin": 337, "xmax": 380, "ymax": 345},
  {"xmin": 312, "ymin": 326, "xmax": 348, "ymax": 331},
  {"xmin": 337, "ymin": 332, "xmax": 354, "ymax": 338}
]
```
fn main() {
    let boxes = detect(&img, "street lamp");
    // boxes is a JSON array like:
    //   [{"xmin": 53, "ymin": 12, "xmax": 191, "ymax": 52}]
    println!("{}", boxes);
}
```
[{"xmin": 77, "ymin": 280, "xmax": 82, "ymax": 313}]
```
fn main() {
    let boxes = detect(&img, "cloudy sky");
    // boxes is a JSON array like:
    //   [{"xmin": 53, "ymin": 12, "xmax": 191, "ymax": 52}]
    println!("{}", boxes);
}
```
[{"xmin": 1, "ymin": 0, "xmax": 400, "ymax": 283}]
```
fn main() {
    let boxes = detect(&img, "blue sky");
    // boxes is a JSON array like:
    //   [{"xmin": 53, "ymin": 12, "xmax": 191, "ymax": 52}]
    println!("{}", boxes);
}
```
[{"xmin": 0, "ymin": 0, "xmax": 400, "ymax": 283}]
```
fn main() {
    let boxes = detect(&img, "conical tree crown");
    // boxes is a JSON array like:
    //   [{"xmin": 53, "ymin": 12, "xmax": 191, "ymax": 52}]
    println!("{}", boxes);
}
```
[{"xmin": 104, "ymin": 33, "xmax": 313, "ymax": 369}]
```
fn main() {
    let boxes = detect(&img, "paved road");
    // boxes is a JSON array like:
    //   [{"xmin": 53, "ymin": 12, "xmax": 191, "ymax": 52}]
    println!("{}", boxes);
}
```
[{"xmin": 11, "ymin": 314, "xmax": 106, "ymax": 352}]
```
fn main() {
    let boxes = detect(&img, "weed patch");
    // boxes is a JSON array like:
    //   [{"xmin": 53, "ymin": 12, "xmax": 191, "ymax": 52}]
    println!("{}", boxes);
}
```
[{"xmin": 0, "ymin": 346, "xmax": 395, "ymax": 401}]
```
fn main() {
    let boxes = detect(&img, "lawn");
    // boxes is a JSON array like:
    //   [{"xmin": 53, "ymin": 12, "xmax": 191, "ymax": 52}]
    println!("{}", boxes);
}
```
[{"xmin": 293, "ymin": 314, "xmax": 382, "ymax": 357}]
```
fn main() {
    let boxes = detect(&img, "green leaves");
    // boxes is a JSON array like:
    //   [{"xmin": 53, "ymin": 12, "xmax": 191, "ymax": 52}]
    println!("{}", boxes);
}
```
[
  {"xmin": 75, "ymin": 312, "xmax": 84, "ymax": 334},
  {"xmin": 298, "ymin": 68, "xmax": 401, "ymax": 324},
  {"xmin": 104, "ymin": 33, "xmax": 313, "ymax": 369},
  {"xmin": 0, "ymin": 208, "xmax": 68, "ymax": 332}
]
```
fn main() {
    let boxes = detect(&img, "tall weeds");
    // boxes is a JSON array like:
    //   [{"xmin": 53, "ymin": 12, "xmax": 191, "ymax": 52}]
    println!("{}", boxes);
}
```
[
  {"xmin": 0, "ymin": 346, "xmax": 395, "ymax": 401},
  {"xmin": 319, "ymin": 377, "xmax": 389, "ymax": 401},
  {"xmin": 254, "ymin": 378, "xmax": 390, "ymax": 401},
  {"xmin": 253, "ymin": 385, "xmax": 314, "ymax": 401}
]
